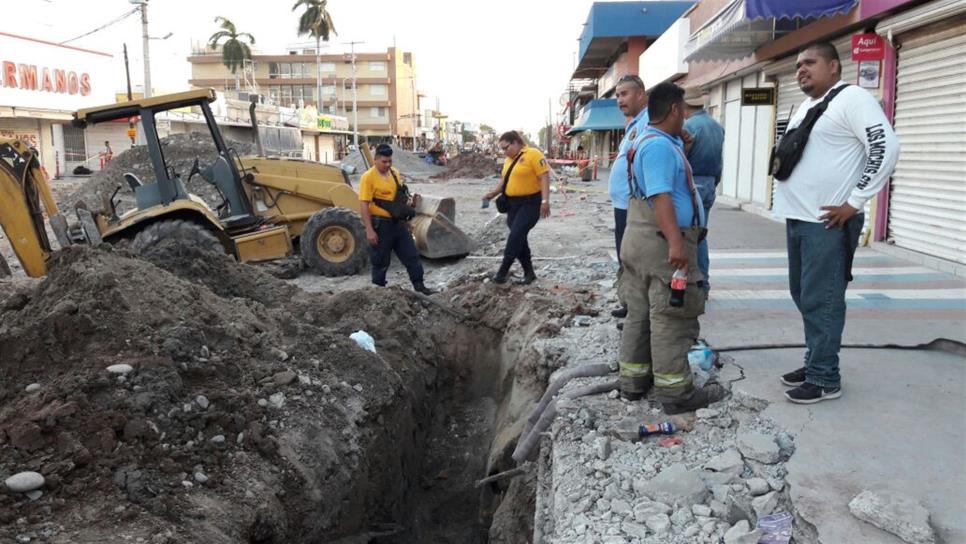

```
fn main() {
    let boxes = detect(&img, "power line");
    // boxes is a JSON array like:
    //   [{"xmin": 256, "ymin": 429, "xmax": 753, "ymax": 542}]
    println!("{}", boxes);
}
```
[{"xmin": 59, "ymin": 7, "xmax": 139, "ymax": 45}]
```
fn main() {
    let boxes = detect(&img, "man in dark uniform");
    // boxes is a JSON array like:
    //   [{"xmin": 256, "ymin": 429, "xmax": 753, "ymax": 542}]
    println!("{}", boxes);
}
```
[{"xmin": 358, "ymin": 144, "xmax": 436, "ymax": 295}]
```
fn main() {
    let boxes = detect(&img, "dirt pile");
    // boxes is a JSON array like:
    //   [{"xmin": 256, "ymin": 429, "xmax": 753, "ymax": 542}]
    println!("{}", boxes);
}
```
[
  {"xmin": 341, "ymin": 144, "xmax": 445, "ymax": 179},
  {"xmin": 0, "ymin": 244, "xmax": 593, "ymax": 543},
  {"xmin": 432, "ymin": 154, "xmax": 501, "ymax": 181},
  {"xmin": 64, "ymin": 133, "xmax": 255, "ymax": 216}
]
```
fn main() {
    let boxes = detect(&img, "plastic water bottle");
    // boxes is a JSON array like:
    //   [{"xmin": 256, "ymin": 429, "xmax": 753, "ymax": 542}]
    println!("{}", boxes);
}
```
[
  {"xmin": 688, "ymin": 344, "xmax": 715, "ymax": 372},
  {"xmin": 669, "ymin": 268, "xmax": 687, "ymax": 307},
  {"xmin": 639, "ymin": 422, "xmax": 675, "ymax": 437}
]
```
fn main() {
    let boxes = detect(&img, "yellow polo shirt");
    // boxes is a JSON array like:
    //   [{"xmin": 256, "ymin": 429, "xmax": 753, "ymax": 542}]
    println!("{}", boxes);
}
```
[
  {"xmin": 358, "ymin": 166, "xmax": 403, "ymax": 218},
  {"xmin": 502, "ymin": 147, "xmax": 550, "ymax": 197}
]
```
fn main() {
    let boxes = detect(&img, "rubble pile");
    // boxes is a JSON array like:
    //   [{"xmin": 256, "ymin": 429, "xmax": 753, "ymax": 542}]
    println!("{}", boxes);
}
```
[
  {"xmin": 431, "ymin": 153, "xmax": 501, "ymax": 181},
  {"xmin": 0, "ymin": 243, "xmax": 592, "ymax": 543},
  {"xmin": 64, "ymin": 133, "xmax": 255, "ymax": 216},
  {"xmin": 535, "ymin": 373, "xmax": 807, "ymax": 544},
  {"xmin": 340, "ymin": 144, "xmax": 445, "ymax": 179}
]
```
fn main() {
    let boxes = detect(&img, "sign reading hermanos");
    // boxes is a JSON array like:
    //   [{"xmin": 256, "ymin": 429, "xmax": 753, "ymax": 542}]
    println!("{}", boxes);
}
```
[{"xmin": 0, "ymin": 32, "xmax": 113, "ymax": 111}]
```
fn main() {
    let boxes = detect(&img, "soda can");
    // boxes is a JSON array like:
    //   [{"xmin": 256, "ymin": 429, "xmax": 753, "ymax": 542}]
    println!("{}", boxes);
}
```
[{"xmin": 639, "ymin": 422, "xmax": 675, "ymax": 437}]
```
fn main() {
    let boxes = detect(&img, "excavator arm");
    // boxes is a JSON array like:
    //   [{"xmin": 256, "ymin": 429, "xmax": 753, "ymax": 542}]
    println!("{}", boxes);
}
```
[{"xmin": 0, "ymin": 139, "xmax": 70, "ymax": 277}]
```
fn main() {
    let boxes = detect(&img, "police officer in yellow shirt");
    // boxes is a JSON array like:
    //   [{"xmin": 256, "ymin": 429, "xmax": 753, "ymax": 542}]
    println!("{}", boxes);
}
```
[
  {"xmin": 359, "ymin": 144, "xmax": 435, "ymax": 295},
  {"xmin": 482, "ymin": 131, "xmax": 551, "ymax": 284}
]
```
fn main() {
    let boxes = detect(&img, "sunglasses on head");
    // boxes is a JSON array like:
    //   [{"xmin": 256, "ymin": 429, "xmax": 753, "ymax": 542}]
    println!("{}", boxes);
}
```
[{"xmin": 617, "ymin": 74, "xmax": 644, "ymax": 88}]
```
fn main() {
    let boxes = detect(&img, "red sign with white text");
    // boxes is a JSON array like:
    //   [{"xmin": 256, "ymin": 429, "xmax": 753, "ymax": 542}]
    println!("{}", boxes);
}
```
[{"xmin": 852, "ymin": 33, "xmax": 885, "ymax": 61}]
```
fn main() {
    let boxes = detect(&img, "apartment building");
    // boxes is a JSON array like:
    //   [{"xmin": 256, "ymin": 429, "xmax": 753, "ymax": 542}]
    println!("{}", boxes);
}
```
[{"xmin": 187, "ymin": 46, "xmax": 420, "ymax": 141}]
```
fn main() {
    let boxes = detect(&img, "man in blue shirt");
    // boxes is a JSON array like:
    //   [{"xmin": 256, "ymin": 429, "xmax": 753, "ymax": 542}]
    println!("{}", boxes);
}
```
[
  {"xmin": 608, "ymin": 74, "xmax": 649, "ymax": 319},
  {"xmin": 617, "ymin": 82, "xmax": 722, "ymax": 414},
  {"xmin": 683, "ymin": 88, "xmax": 725, "ymax": 296}
]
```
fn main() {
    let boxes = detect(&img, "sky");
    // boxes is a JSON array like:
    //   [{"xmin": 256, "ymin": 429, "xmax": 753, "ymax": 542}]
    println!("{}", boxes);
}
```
[{"xmin": 18, "ymin": 0, "xmax": 608, "ymax": 138}]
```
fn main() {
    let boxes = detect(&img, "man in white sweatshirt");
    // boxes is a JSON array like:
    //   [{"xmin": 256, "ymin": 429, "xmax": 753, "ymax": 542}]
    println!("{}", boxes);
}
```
[{"xmin": 773, "ymin": 41, "xmax": 899, "ymax": 404}]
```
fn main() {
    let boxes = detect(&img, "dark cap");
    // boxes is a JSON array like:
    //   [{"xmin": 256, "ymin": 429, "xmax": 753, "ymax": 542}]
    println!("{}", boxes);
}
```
[{"xmin": 375, "ymin": 143, "xmax": 393, "ymax": 157}]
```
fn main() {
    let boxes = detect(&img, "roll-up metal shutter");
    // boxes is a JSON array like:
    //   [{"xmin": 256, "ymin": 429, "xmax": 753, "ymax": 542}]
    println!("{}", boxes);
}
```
[{"xmin": 887, "ymin": 22, "xmax": 966, "ymax": 264}]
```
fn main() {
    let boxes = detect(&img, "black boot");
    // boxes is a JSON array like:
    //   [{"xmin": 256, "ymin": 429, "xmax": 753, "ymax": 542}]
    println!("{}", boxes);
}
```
[
  {"xmin": 491, "ymin": 261, "xmax": 511, "ymax": 284},
  {"xmin": 413, "ymin": 282, "xmax": 436, "ymax": 295},
  {"xmin": 515, "ymin": 258, "xmax": 537, "ymax": 285}
]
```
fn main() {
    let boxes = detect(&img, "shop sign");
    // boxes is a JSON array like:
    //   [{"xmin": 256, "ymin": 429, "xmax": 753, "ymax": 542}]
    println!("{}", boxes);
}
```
[
  {"xmin": 0, "ymin": 32, "xmax": 113, "ymax": 111},
  {"xmin": 741, "ymin": 87, "xmax": 775, "ymax": 106},
  {"xmin": 317, "ymin": 114, "xmax": 348, "ymax": 132},
  {"xmin": 852, "ymin": 33, "xmax": 885, "ymax": 61}
]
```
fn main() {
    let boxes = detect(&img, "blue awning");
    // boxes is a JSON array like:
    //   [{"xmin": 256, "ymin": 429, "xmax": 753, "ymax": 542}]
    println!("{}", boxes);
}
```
[
  {"xmin": 746, "ymin": 0, "xmax": 857, "ymax": 20},
  {"xmin": 684, "ymin": 0, "xmax": 857, "ymax": 62},
  {"xmin": 566, "ymin": 99, "xmax": 625, "ymax": 136}
]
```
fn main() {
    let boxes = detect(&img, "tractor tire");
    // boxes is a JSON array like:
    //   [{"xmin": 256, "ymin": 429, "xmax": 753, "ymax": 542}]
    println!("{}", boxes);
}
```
[
  {"xmin": 132, "ymin": 219, "xmax": 224, "ymax": 261},
  {"xmin": 300, "ymin": 207, "xmax": 367, "ymax": 276}
]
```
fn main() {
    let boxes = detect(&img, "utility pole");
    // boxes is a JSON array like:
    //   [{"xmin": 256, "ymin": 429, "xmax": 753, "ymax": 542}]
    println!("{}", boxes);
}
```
[
  {"xmin": 137, "ymin": 0, "xmax": 152, "ymax": 98},
  {"xmin": 342, "ymin": 40, "xmax": 364, "ymax": 148},
  {"xmin": 411, "ymin": 74, "xmax": 418, "ymax": 151},
  {"xmin": 123, "ymin": 44, "xmax": 135, "ymax": 145}
]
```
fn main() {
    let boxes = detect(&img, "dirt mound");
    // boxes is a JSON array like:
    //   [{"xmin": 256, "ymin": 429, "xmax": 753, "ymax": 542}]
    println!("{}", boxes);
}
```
[
  {"xmin": 0, "ymin": 244, "xmax": 592, "ymax": 543},
  {"xmin": 341, "ymin": 144, "xmax": 445, "ymax": 179},
  {"xmin": 64, "ymin": 132, "xmax": 255, "ymax": 216},
  {"xmin": 432, "ymin": 153, "xmax": 501, "ymax": 181}
]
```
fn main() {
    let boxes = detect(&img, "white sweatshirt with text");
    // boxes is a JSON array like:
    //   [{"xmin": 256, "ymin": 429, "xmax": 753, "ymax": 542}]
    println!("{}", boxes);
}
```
[{"xmin": 773, "ymin": 81, "xmax": 900, "ymax": 223}]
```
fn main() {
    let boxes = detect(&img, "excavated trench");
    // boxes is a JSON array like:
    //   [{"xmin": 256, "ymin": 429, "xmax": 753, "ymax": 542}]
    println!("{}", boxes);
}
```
[{"xmin": 319, "ymin": 321, "xmax": 539, "ymax": 544}]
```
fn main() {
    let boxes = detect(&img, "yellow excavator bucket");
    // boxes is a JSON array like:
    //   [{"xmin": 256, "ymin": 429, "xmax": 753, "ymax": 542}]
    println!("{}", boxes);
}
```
[
  {"xmin": 0, "ymin": 140, "xmax": 70, "ymax": 278},
  {"xmin": 358, "ymin": 143, "xmax": 475, "ymax": 258}
]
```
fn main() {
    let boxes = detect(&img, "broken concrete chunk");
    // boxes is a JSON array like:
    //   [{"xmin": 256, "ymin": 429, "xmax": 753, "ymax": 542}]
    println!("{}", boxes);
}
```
[
  {"xmin": 645, "ymin": 513, "xmax": 671, "ymax": 534},
  {"xmin": 637, "ymin": 464, "xmax": 708, "ymax": 508},
  {"xmin": 692, "ymin": 504, "xmax": 712, "ymax": 517},
  {"xmin": 595, "ymin": 436, "xmax": 612, "ymax": 460},
  {"xmin": 724, "ymin": 520, "xmax": 764, "ymax": 544},
  {"xmin": 704, "ymin": 448, "xmax": 744, "ymax": 475},
  {"xmin": 737, "ymin": 430, "xmax": 780, "ymax": 464},
  {"xmin": 746, "ymin": 477, "xmax": 770, "ymax": 496},
  {"xmin": 751, "ymin": 491, "xmax": 779, "ymax": 518},
  {"xmin": 24, "ymin": 383, "xmax": 41, "ymax": 393},
  {"xmin": 849, "ymin": 490, "xmax": 937, "ymax": 544}
]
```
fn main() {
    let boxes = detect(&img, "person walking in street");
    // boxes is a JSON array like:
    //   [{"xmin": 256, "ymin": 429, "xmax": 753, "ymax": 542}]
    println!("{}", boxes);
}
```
[
  {"xmin": 683, "ymin": 88, "xmax": 725, "ymax": 297},
  {"xmin": 609, "ymin": 74, "xmax": 649, "ymax": 319},
  {"xmin": 359, "ymin": 144, "xmax": 436, "ymax": 295},
  {"xmin": 774, "ymin": 41, "xmax": 899, "ymax": 404},
  {"xmin": 483, "ymin": 131, "xmax": 551, "ymax": 285},
  {"xmin": 618, "ymin": 82, "xmax": 722, "ymax": 414}
]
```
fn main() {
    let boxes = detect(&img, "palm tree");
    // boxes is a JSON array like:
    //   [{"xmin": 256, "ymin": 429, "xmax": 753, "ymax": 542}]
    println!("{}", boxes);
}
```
[
  {"xmin": 293, "ymin": 0, "xmax": 337, "ymax": 112},
  {"xmin": 208, "ymin": 17, "xmax": 255, "ymax": 76}
]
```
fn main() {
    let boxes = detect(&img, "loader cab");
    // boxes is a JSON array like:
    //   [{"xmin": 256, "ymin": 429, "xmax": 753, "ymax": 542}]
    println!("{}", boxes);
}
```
[{"xmin": 72, "ymin": 89, "xmax": 256, "ymax": 229}]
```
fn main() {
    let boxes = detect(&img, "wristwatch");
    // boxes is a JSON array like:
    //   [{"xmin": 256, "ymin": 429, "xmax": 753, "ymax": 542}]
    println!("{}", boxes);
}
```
[{"xmin": 541, "ymin": 199, "xmax": 549, "ymax": 204}]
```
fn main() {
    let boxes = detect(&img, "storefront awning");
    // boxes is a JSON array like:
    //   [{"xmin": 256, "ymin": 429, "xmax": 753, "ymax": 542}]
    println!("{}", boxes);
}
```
[
  {"xmin": 566, "ymin": 99, "xmax": 625, "ymax": 136},
  {"xmin": 684, "ymin": 0, "xmax": 857, "ymax": 63}
]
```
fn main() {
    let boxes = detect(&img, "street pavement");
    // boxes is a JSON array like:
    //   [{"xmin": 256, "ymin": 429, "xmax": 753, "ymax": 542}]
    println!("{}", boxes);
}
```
[{"xmin": 702, "ymin": 202, "xmax": 966, "ymax": 543}]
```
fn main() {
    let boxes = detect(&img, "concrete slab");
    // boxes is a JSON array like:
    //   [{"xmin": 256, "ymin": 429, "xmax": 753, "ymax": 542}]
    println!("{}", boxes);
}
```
[{"xmin": 730, "ymin": 348, "xmax": 966, "ymax": 544}]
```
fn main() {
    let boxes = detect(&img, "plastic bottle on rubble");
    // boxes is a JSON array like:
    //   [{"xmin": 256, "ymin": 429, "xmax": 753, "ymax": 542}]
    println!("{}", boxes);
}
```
[
  {"xmin": 639, "ymin": 422, "xmax": 675, "ymax": 438},
  {"xmin": 688, "ymin": 341, "xmax": 715, "ymax": 372},
  {"xmin": 669, "ymin": 268, "xmax": 687, "ymax": 307}
]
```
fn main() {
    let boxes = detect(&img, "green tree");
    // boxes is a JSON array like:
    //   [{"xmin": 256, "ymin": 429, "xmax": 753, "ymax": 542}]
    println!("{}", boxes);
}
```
[
  {"xmin": 293, "ymin": 0, "xmax": 337, "ymax": 110},
  {"xmin": 208, "ymin": 17, "xmax": 255, "ymax": 75},
  {"xmin": 480, "ymin": 123, "xmax": 494, "ymax": 134}
]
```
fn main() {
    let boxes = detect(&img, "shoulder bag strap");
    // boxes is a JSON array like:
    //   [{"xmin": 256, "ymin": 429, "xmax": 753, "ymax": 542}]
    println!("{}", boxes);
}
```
[
  {"xmin": 502, "ymin": 151, "xmax": 525, "ymax": 197},
  {"xmin": 795, "ymin": 84, "xmax": 850, "ymax": 136}
]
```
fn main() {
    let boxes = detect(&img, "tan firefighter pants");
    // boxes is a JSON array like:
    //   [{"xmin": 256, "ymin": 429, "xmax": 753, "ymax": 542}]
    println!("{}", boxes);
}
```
[{"xmin": 617, "ymin": 197, "xmax": 706, "ymax": 401}]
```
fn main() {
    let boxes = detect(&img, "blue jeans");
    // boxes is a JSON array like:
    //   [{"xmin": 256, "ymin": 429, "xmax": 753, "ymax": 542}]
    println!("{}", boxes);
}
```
[
  {"xmin": 368, "ymin": 218, "xmax": 424, "ymax": 286},
  {"xmin": 693, "ymin": 175, "xmax": 717, "ymax": 290},
  {"xmin": 500, "ymin": 195, "xmax": 541, "ymax": 274},
  {"xmin": 786, "ymin": 215, "xmax": 863, "ymax": 388}
]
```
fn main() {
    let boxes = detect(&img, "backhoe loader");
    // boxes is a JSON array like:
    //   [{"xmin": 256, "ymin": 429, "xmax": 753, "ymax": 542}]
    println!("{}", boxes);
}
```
[{"xmin": 0, "ymin": 88, "xmax": 474, "ymax": 278}]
